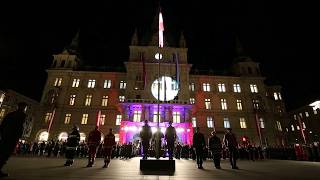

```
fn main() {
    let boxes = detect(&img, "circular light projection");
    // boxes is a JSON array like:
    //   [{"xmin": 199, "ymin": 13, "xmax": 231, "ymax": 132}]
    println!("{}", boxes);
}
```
[
  {"xmin": 38, "ymin": 131, "xmax": 49, "ymax": 142},
  {"xmin": 151, "ymin": 76, "xmax": 179, "ymax": 101},
  {"xmin": 155, "ymin": 53, "xmax": 163, "ymax": 60}
]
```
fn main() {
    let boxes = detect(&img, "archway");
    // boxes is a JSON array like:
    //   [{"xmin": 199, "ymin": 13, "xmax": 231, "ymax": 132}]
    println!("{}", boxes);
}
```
[
  {"xmin": 58, "ymin": 132, "xmax": 68, "ymax": 142},
  {"xmin": 38, "ymin": 131, "xmax": 49, "ymax": 142},
  {"xmin": 80, "ymin": 132, "xmax": 86, "ymax": 143}
]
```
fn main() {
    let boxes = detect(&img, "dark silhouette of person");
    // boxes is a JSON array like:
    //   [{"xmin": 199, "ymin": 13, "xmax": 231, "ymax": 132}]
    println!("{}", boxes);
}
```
[
  {"xmin": 193, "ymin": 127, "xmax": 206, "ymax": 169},
  {"xmin": 208, "ymin": 131, "xmax": 222, "ymax": 169},
  {"xmin": 140, "ymin": 120, "xmax": 152, "ymax": 160},
  {"xmin": 86, "ymin": 126, "xmax": 101, "ymax": 167},
  {"xmin": 153, "ymin": 128, "xmax": 164, "ymax": 159},
  {"xmin": 64, "ymin": 125, "xmax": 80, "ymax": 166},
  {"xmin": 165, "ymin": 121, "xmax": 176, "ymax": 160},
  {"xmin": 0, "ymin": 102, "xmax": 28, "ymax": 177},
  {"xmin": 223, "ymin": 128, "xmax": 239, "ymax": 169},
  {"xmin": 103, "ymin": 128, "xmax": 116, "ymax": 168}
]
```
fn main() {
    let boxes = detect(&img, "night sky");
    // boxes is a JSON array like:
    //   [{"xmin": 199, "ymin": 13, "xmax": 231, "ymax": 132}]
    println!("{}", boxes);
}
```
[{"xmin": 0, "ymin": 1, "xmax": 318, "ymax": 111}]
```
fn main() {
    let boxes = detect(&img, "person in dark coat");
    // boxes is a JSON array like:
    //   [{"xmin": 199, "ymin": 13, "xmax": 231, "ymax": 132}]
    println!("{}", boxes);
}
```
[
  {"xmin": 208, "ymin": 131, "xmax": 222, "ymax": 169},
  {"xmin": 165, "ymin": 121, "xmax": 176, "ymax": 160},
  {"xmin": 140, "ymin": 120, "xmax": 152, "ymax": 160},
  {"xmin": 103, "ymin": 128, "xmax": 116, "ymax": 168},
  {"xmin": 0, "ymin": 102, "xmax": 28, "ymax": 177},
  {"xmin": 64, "ymin": 126, "xmax": 80, "ymax": 166},
  {"xmin": 193, "ymin": 127, "xmax": 206, "ymax": 169},
  {"xmin": 154, "ymin": 128, "xmax": 164, "ymax": 159},
  {"xmin": 223, "ymin": 128, "xmax": 239, "ymax": 169}
]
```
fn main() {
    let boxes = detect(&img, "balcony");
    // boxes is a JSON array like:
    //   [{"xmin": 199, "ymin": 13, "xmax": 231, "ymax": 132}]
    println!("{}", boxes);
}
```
[{"xmin": 124, "ymin": 99, "xmax": 190, "ymax": 105}]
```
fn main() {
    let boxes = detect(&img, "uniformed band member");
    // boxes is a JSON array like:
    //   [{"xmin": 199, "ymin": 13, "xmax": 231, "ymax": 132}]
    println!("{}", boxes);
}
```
[
  {"xmin": 64, "ymin": 126, "xmax": 80, "ymax": 166},
  {"xmin": 193, "ymin": 127, "xmax": 206, "ymax": 169},
  {"xmin": 86, "ymin": 126, "xmax": 101, "ymax": 167},
  {"xmin": 153, "ymin": 128, "xmax": 164, "ymax": 159},
  {"xmin": 165, "ymin": 121, "xmax": 177, "ymax": 160},
  {"xmin": 209, "ymin": 131, "xmax": 222, "ymax": 169},
  {"xmin": 103, "ymin": 128, "xmax": 116, "ymax": 168},
  {"xmin": 140, "ymin": 120, "xmax": 152, "ymax": 160}
]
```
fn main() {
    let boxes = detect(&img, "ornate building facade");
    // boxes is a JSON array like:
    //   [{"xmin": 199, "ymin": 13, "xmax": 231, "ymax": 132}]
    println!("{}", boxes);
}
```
[{"xmin": 31, "ymin": 13, "xmax": 288, "ymax": 146}]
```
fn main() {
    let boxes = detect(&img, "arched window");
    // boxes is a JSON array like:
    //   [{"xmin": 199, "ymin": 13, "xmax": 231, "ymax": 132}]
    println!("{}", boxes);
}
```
[
  {"xmin": 80, "ymin": 132, "xmax": 86, "ymax": 142},
  {"xmin": 58, "ymin": 132, "xmax": 68, "ymax": 141}
]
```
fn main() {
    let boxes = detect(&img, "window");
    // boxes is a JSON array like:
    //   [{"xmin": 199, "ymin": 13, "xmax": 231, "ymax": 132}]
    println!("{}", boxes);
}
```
[
  {"xmin": 314, "ymin": 110, "xmax": 318, "ymax": 115},
  {"xmin": 173, "ymin": 112, "xmax": 180, "ymax": 123},
  {"xmin": 296, "ymin": 126, "xmax": 300, "ymax": 130},
  {"xmin": 64, "ymin": 114, "xmax": 71, "ymax": 124},
  {"xmin": 274, "ymin": 92, "xmax": 278, "ymax": 100},
  {"xmin": 250, "ymin": 84, "xmax": 258, "ymax": 93},
  {"xmin": 190, "ymin": 98, "xmax": 195, "ymax": 104},
  {"xmin": 100, "ymin": 114, "xmax": 106, "ymax": 125},
  {"xmin": 104, "ymin": 80, "xmax": 112, "ymax": 89},
  {"xmin": 291, "ymin": 125, "xmax": 295, "ymax": 131},
  {"xmin": 278, "ymin": 93, "xmax": 282, "ymax": 100},
  {"xmin": 189, "ymin": 83, "xmax": 195, "ymax": 91},
  {"xmin": 233, "ymin": 84, "xmax": 241, "ymax": 93},
  {"xmin": 116, "ymin": 115, "xmax": 122, "ymax": 125},
  {"xmin": 85, "ymin": 94, "xmax": 92, "ymax": 106},
  {"xmin": 101, "ymin": 96, "xmax": 108, "ymax": 106},
  {"xmin": 299, "ymin": 113, "xmax": 303, "ymax": 118},
  {"xmin": 133, "ymin": 110, "xmax": 142, "ymax": 122},
  {"xmin": 224, "ymin": 118, "xmax": 230, "ymax": 128},
  {"xmin": 44, "ymin": 112, "xmax": 52, "ymax": 123},
  {"xmin": 119, "ymin": 96, "xmax": 125, "ymax": 102},
  {"xmin": 302, "ymin": 122, "xmax": 306, "ymax": 129},
  {"xmin": 81, "ymin": 114, "xmax": 88, "ymax": 124},
  {"xmin": 207, "ymin": 116, "xmax": 214, "ymax": 128},
  {"xmin": 259, "ymin": 118, "xmax": 265, "ymax": 128},
  {"xmin": 253, "ymin": 99, "xmax": 259, "ymax": 110},
  {"xmin": 218, "ymin": 83, "xmax": 226, "ymax": 92},
  {"xmin": 221, "ymin": 99, "xmax": 227, "ymax": 110},
  {"xmin": 87, "ymin": 79, "xmax": 96, "ymax": 88},
  {"xmin": 0, "ymin": 109, "xmax": 5, "ymax": 119},
  {"xmin": 205, "ymin": 99, "xmax": 211, "ymax": 110},
  {"xmin": 305, "ymin": 111, "xmax": 309, "ymax": 117},
  {"xmin": 192, "ymin": 117, "xmax": 197, "ymax": 127},
  {"xmin": 153, "ymin": 111, "xmax": 160, "ymax": 123},
  {"xmin": 69, "ymin": 94, "xmax": 76, "ymax": 106},
  {"xmin": 54, "ymin": 78, "xmax": 62, "ymax": 87},
  {"xmin": 294, "ymin": 114, "xmax": 297, "ymax": 120},
  {"xmin": 240, "ymin": 118, "xmax": 247, "ymax": 128},
  {"xmin": 202, "ymin": 83, "xmax": 210, "ymax": 92},
  {"xmin": 237, "ymin": 99, "xmax": 243, "ymax": 110},
  {"xmin": 276, "ymin": 121, "xmax": 282, "ymax": 131},
  {"xmin": 72, "ymin": 79, "xmax": 80, "ymax": 87},
  {"xmin": 120, "ymin": 81, "xmax": 127, "ymax": 89}
]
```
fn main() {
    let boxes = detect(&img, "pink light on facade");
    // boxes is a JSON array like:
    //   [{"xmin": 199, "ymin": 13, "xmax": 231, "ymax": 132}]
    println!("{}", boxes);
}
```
[{"xmin": 159, "ymin": 11, "xmax": 164, "ymax": 48}]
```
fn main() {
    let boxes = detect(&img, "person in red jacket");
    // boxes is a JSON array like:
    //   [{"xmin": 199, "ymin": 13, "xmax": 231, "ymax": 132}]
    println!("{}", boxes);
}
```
[
  {"xmin": 103, "ymin": 128, "xmax": 116, "ymax": 168},
  {"xmin": 86, "ymin": 126, "xmax": 101, "ymax": 167}
]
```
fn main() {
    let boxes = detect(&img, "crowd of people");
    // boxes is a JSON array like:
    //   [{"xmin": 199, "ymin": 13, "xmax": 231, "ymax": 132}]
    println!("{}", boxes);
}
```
[{"xmin": 1, "ymin": 102, "xmax": 319, "ymax": 178}]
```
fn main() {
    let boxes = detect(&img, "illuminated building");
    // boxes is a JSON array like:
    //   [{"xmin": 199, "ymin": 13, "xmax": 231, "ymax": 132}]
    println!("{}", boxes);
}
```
[
  {"xmin": 30, "ymin": 12, "xmax": 288, "ymax": 146},
  {"xmin": 286, "ymin": 100, "xmax": 320, "ymax": 144}
]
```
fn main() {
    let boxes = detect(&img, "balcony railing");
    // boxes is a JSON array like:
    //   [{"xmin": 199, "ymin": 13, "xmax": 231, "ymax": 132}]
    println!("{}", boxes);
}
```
[{"xmin": 124, "ymin": 99, "xmax": 189, "ymax": 105}]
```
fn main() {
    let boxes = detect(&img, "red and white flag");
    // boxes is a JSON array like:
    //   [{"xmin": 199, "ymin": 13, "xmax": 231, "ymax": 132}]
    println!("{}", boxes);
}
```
[{"xmin": 159, "ymin": 11, "xmax": 164, "ymax": 48}]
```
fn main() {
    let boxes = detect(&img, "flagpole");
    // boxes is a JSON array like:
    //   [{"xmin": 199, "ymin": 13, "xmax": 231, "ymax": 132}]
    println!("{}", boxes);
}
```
[{"xmin": 298, "ymin": 115, "xmax": 307, "ymax": 144}]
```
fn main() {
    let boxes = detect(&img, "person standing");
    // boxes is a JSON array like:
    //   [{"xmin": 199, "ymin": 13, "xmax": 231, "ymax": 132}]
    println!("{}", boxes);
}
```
[
  {"xmin": 64, "ymin": 126, "xmax": 80, "ymax": 166},
  {"xmin": 165, "ymin": 121, "xmax": 176, "ymax": 160},
  {"xmin": 103, "ymin": 128, "xmax": 116, "ymax": 168},
  {"xmin": 223, "ymin": 128, "xmax": 239, "ymax": 169},
  {"xmin": 86, "ymin": 126, "xmax": 101, "ymax": 167},
  {"xmin": 193, "ymin": 127, "xmax": 206, "ymax": 169},
  {"xmin": 208, "ymin": 131, "xmax": 222, "ymax": 169},
  {"xmin": 140, "ymin": 120, "xmax": 152, "ymax": 160},
  {"xmin": 154, "ymin": 128, "xmax": 164, "ymax": 159},
  {"xmin": 0, "ymin": 102, "xmax": 28, "ymax": 177}
]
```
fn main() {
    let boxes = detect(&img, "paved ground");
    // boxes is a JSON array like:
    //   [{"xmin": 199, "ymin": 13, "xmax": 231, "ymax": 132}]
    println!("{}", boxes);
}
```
[{"xmin": 2, "ymin": 157, "xmax": 320, "ymax": 180}]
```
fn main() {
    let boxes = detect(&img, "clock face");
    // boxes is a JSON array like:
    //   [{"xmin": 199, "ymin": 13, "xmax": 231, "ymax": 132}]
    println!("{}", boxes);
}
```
[
  {"xmin": 155, "ymin": 53, "xmax": 163, "ymax": 60},
  {"xmin": 151, "ymin": 76, "xmax": 179, "ymax": 101}
]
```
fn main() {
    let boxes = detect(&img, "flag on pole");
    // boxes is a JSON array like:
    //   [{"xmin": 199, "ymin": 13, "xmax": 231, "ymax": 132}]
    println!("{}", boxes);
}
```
[
  {"xmin": 297, "ymin": 115, "xmax": 307, "ymax": 144},
  {"xmin": 47, "ymin": 108, "xmax": 56, "ymax": 134},
  {"xmin": 141, "ymin": 52, "xmax": 146, "ymax": 89},
  {"xmin": 174, "ymin": 52, "xmax": 180, "ymax": 90},
  {"xmin": 159, "ymin": 11, "xmax": 164, "ymax": 48},
  {"xmin": 96, "ymin": 110, "xmax": 101, "ymax": 127},
  {"xmin": 255, "ymin": 112, "xmax": 263, "ymax": 146}
]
